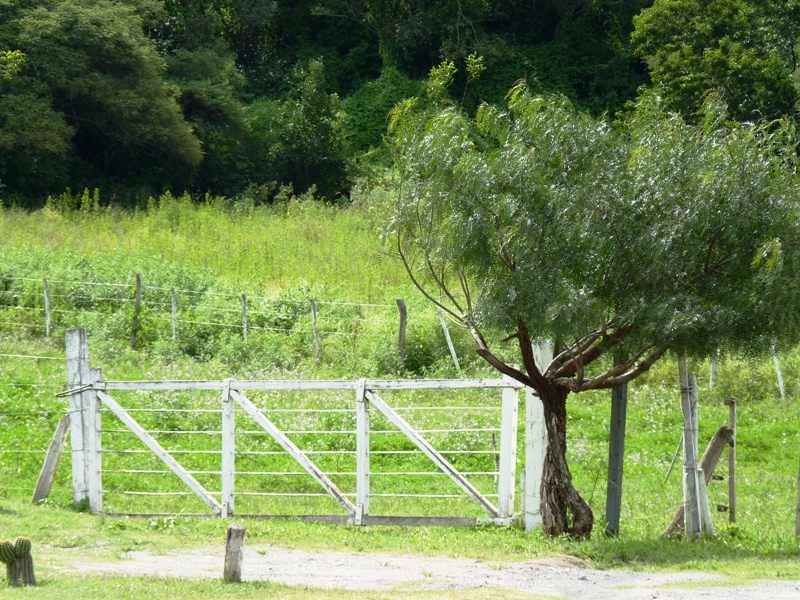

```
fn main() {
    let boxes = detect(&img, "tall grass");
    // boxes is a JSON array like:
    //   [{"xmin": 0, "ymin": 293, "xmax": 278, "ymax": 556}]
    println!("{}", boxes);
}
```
[
  {"xmin": 1, "ymin": 198, "xmax": 800, "ymax": 573},
  {"xmin": 0, "ymin": 192, "xmax": 405, "ymax": 299}
]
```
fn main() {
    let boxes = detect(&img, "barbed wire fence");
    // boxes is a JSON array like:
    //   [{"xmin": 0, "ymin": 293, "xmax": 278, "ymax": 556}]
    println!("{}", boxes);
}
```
[{"xmin": 0, "ymin": 274, "xmax": 464, "ymax": 372}]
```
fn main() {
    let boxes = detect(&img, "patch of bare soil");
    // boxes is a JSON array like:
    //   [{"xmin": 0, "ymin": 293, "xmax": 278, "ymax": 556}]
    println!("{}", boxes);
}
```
[{"xmin": 57, "ymin": 546, "xmax": 800, "ymax": 599}]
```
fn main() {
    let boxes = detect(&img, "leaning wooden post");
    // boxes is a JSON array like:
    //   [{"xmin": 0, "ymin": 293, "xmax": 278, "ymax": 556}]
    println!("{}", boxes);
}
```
[
  {"xmin": 355, "ymin": 379, "xmax": 369, "ymax": 524},
  {"xmin": 130, "ymin": 273, "xmax": 142, "ymax": 350},
  {"xmin": 498, "ymin": 374, "xmax": 519, "ymax": 518},
  {"xmin": 605, "ymin": 378, "xmax": 628, "ymax": 536},
  {"xmin": 396, "ymin": 299, "xmax": 407, "ymax": 368},
  {"xmin": 32, "ymin": 415, "xmax": 70, "ymax": 503},
  {"xmin": 311, "ymin": 300, "xmax": 321, "ymax": 364},
  {"xmin": 65, "ymin": 328, "xmax": 88, "ymax": 506},
  {"xmin": 171, "ymin": 288, "xmax": 177, "ymax": 342},
  {"xmin": 724, "ymin": 397, "xmax": 736, "ymax": 524},
  {"xmin": 43, "ymin": 279, "xmax": 51, "ymax": 338},
  {"xmin": 221, "ymin": 379, "xmax": 235, "ymax": 518},
  {"xmin": 241, "ymin": 294, "xmax": 248, "ymax": 343},
  {"xmin": 662, "ymin": 425, "xmax": 733, "ymax": 536},
  {"xmin": 679, "ymin": 354, "xmax": 702, "ymax": 540},
  {"xmin": 438, "ymin": 310, "xmax": 461, "ymax": 374},
  {"xmin": 223, "ymin": 524, "xmax": 246, "ymax": 583}
]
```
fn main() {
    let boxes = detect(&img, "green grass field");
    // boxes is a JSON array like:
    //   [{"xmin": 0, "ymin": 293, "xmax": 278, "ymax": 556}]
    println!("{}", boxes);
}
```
[{"xmin": 2, "ymin": 199, "xmax": 800, "ymax": 595}]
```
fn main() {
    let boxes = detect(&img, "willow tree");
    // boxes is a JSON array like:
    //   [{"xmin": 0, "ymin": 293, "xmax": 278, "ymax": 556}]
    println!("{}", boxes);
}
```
[{"xmin": 384, "ymin": 80, "xmax": 800, "ymax": 538}]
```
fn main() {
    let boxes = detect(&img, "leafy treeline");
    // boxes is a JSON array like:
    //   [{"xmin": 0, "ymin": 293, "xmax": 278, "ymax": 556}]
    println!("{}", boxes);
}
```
[{"xmin": 2, "ymin": 0, "xmax": 800, "ymax": 205}]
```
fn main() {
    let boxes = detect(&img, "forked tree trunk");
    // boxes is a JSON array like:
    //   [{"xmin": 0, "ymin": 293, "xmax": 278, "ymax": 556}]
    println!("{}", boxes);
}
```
[{"xmin": 539, "ymin": 387, "xmax": 594, "ymax": 538}]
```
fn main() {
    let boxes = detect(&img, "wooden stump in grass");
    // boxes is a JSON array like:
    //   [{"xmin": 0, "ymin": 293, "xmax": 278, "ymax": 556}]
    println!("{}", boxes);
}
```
[
  {"xmin": 223, "ymin": 525, "xmax": 246, "ymax": 583},
  {"xmin": 1, "ymin": 537, "xmax": 36, "ymax": 586}
]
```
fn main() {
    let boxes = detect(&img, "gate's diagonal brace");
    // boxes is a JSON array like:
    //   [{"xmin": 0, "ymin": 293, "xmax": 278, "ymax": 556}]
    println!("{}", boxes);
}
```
[
  {"xmin": 229, "ymin": 389, "xmax": 356, "ymax": 516},
  {"xmin": 96, "ymin": 391, "xmax": 222, "ymax": 515},
  {"xmin": 365, "ymin": 390, "xmax": 500, "ymax": 518}
]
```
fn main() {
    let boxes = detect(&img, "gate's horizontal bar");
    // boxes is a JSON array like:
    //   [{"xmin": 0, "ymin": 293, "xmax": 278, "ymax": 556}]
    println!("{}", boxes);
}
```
[
  {"xmin": 96, "ymin": 378, "xmax": 523, "ymax": 392},
  {"xmin": 99, "ymin": 513, "xmax": 518, "ymax": 527}
]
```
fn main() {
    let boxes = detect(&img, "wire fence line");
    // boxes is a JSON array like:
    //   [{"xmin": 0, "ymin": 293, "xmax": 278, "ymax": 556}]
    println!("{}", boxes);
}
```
[{"xmin": 0, "ymin": 273, "xmax": 464, "ymax": 370}]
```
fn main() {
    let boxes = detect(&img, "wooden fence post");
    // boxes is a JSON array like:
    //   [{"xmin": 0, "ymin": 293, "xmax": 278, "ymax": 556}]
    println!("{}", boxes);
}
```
[
  {"xmin": 709, "ymin": 353, "xmax": 717, "ymax": 388},
  {"xmin": 43, "ymin": 279, "xmax": 51, "ymax": 338},
  {"xmin": 605, "ymin": 380, "xmax": 627, "ymax": 536},
  {"xmin": 724, "ymin": 397, "xmax": 736, "ymax": 524},
  {"xmin": 130, "ymin": 273, "xmax": 142, "ymax": 350},
  {"xmin": 396, "ymin": 299, "xmax": 407, "ymax": 368},
  {"xmin": 355, "ymin": 379, "xmax": 369, "ymax": 524},
  {"xmin": 223, "ymin": 524, "xmax": 246, "ymax": 583},
  {"xmin": 241, "ymin": 295, "xmax": 248, "ymax": 343},
  {"xmin": 772, "ymin": 343, "xmax": 785, "ymax": 400},
  {"xmin": 171, "ymin": 288, "xmax": 177, "ymax": 342},
  {"xmin": 311, "ymin": 300, "xmax": 321, "ymax": 364},
  {"xmin": 221, "ymin": 379, "xmax": 235, "ymax": 518},
  {"xmin": 65, "ymin": 328, "xmax": 88, "ymax": 507},
  {"xmin": 679, "ymin": 354, "xmax": 702, "ymax": 540}
]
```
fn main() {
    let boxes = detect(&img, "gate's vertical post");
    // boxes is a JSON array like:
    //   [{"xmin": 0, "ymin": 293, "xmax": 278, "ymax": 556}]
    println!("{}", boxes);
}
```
[
  {"xmin": 498, "ymin": 374, "xmax": 519, "ymax": 518},
  {"xmin": 221, "ymin": 379, "xmax": 235, "ymax": 518},
  {"xmin": 86, "ymin": 367, "xmax": 103, "ymax": 513},
  {"xmin": 65, "ymin": 328, "xmax": 88, "ymax": 507},
  {"xmin": 355, "ymin": 379, "xmax": 369, "ymax": 524},
  {"xmin": 524, "ymin": 340, "xmax": 551, "ymax": 532}
]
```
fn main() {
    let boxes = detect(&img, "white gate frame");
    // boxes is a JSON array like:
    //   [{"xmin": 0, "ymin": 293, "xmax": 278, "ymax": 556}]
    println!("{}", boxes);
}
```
[{"xmin": 65, "ymin": 328, "xmax": 546, "ymax": 528}]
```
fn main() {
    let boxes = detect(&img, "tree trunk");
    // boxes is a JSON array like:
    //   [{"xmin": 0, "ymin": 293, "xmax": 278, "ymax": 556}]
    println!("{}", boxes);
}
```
[{"xmin": 539, "ymin": 387, "xmax": 594, "ymax": 538}]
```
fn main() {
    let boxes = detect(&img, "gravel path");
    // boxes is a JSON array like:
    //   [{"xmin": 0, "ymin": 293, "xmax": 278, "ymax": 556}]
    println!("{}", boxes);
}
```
[{"xmin": 59, "ymin": 545, "xmax": 800, "ymax": 599}]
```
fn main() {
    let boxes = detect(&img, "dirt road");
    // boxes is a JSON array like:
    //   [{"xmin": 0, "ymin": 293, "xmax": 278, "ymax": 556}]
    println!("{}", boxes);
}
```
[{"xmin": 58, "ymin": 545, "xmax": 800, "ymax": 599}]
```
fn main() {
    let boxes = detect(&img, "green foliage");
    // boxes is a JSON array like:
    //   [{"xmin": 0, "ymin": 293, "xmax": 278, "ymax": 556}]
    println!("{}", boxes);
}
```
[
  {"xmin": 0, "ymin": 49, "xmax": 23, "ymax": 79},
  {"xmin": 387, "ymin": 80, "xmax": 800, "ymax": 368},
  {"xmin": 245, "ymin": 60, "xmax": 352, "ymax": 200},
  {"xmin": 341, "ymin": 68, "xmax": 423, "ymax": 153},
  {"xmin": 0, "ymin": 0, "xmax": 202, "ymax": 201},
  {"xmin": 632, "ymin": 0, "xmax": 800, "ymax": 122}
]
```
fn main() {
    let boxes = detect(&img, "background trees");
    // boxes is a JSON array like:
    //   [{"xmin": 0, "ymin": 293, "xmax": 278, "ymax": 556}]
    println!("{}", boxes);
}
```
[
  {"xmin": 2, "ymin": 0, "xmax": 800, "ymax": 205},
  {"xmin": 632, "ymin": 0, "xmax": 800, "ymax": 122},
  {"xmin": 382, "ymin": 75, "xmax": 800, "ymax": 536}
]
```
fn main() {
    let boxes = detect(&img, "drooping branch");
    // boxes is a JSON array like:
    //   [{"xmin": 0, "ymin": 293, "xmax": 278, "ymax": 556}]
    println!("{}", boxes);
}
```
[
  {"xmin": 397, "ymin": 233, "xmax": 465, "ymax": 324},
  {"xmin": 426, "ymin": 258, "xmax": 465, "ymax": 314}
]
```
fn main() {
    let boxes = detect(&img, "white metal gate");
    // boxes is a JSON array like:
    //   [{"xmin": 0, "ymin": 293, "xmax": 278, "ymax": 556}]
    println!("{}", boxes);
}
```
[{"xmin": 64, "ymin": 328, "xmax": 547, "ymax": 528}]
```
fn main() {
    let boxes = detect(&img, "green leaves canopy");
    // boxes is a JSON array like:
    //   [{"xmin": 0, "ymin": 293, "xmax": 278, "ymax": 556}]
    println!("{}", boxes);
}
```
[
  {"xmin": 0, "ymin": 0, "xmax": 202, "ymax": 197},
  {"xmin": 388, "ymin": 85, "xmax": 800, "ymax": 377},
  {"xmin": 632, "ymin": 0, "xmax": 800, "ymax": 122}
]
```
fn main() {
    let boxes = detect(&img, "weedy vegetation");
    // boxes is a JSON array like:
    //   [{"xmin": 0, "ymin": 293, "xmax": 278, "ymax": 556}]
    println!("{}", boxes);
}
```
[{"xmin": 1, "ymin": 201, "xmax": 800, "ymax": 595}]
